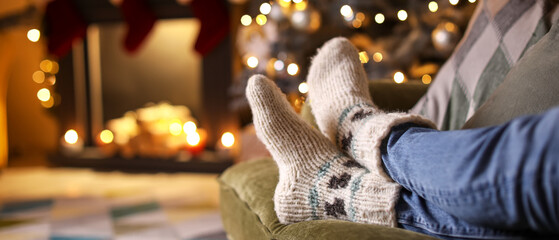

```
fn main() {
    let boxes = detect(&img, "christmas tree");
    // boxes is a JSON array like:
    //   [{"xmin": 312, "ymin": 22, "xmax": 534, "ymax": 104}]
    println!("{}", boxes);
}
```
[{"xmin": 231, "ymin": 0, "xmax": 477, "ymax": 112}]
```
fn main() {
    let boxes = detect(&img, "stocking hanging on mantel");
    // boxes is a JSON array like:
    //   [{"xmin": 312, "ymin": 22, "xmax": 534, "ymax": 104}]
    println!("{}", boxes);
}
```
[
  {"xmin": 44, "ymin": 0, "xmax": 88, "ymax": 58},
  {"xmin": 190, "ymin": 0, "xmax": 230, "ymax": 56},
  {"xmin": 120, "ymin": 0, "xmax": 157, "ymax": 54}
]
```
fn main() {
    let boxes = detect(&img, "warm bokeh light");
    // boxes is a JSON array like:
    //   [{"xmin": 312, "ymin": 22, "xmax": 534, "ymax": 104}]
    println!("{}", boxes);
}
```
[
  {"xmin": 287, "ymin": 63, "xmax": 299, "ymax": 76},
  {"xmin": 355, "ymin": 12, "xmax": 365, "ymax": 21},
  {"xmin": 469, "ymin": 0, "xmax": 476, "ymax": 3},
  {"xmin": 260, "ymin": 2, "xmax": 272, "ymax": 15},
  {"xmin": 152, "ymin": 119, "xmax": 168, "ymax": 134},
  {"xmin": 40, "ymin": 60, "xmax": 53, "ymax": 73},
  {"xmin": 256, "ymin": 14, "xmax": 267, "ymax": 25},
  {"xmin": 359, "ymin": 51, "xmax": 369, "ymax": 63},
  {"xmin": 428, "ymin": 1, "xmax": 439, "ymax": 12},
  {"xmin": 221, "ymin": 132, "xmax": 235, "ymax": 148},
  {"xmin": 32, "ymin": 71, "xmax": 45, "ymax": 84},
  {"xmin": 64, "ymin": 129, "xmax": 79, "ymax": 144},
  {"xmin": 352, "ymin": 12, "xmax": 365, "ymax": 28},
  {"xmin": 294, "ymin": 1, "xmax": 307, "ymax": 10},
  {"xmin": 41, "ymin": 97, "xmax": 55, "ymax": 108},
  {"xmin": 279, "ymin": 0, "xmax": 291, "ymax": 8},
  {"xmin": 183, "ymin": 121, "xmax": 197, "ymax": 134},
  {"xmin": 434, "ymin": 29, "xmax": 447, "ymax": 44},
  {"xmin": 372, "ymin": 52, "xmax": 383, "ymax": 62},
  {"xmin": 445, "ymin": 22, "xmax": 457, "ymax": 32},
  {"xmin": 100, "ymin": 129, "xmax": 114, "ymax": 144},
  {"xmin": 292, "ymin": 0, "xmax": 303, "ymax": 3},
  {"xmin": 352, "ymin": 20, "xmax": 362, "ymax": 28},
  {"xmin": 169, "ymin": 122, "xmax": 183, "ymax": 136},
  {"xmin": 247, "ymin": 56, "xmax": 259, "ymax": 68},
  {"xmin": 298, "ymin": 82, "xmax": 309, "ymax": 94},
  {"xmin": 374, "ymin": 13, "xmax": 385, "ymax": 24},
  {"xmin": 274, "ymin": 59, "xmax": 285, "ymax": 71},
  {"xmin": 186, "ymin": 131, "xmax": 201, "ymax": 146},
  {"xmin": 397, "ymin": 10, "xmax": 408, "ymax": 21},
  {"xmin": 27, "ymin": 29, "xmax": 40, "ymax": 42},
  {"xmin": 46, "ymin": 76, "xmax": 56, "ymax": 86},
  {"xmin": 37, "ymin": 88, "xmax": 51, "ymax": 102},
  {"xmin": 422, "ymin": 74, "xmax": 432, "ymax": 84},
  {"xmin": 340, "ymin": 5, "xmax": 353, "ymax": 19},
  {"xmin": 240, "ymin": 15, "xmax": 252, "ymax": 26},
  {"xmin": 50, "ymin": 61, "xmax": 59, "ymax": 74},
  {"xmin": 449, "ymin": 0, "xmax": 459, "ymax": 5},
  {"xmin": 394, "ymin": 72, "xmax": 405, "ymax": 84}
]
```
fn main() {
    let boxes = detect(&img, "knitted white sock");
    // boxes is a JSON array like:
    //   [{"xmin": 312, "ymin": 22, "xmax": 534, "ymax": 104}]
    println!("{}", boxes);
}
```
[
  {"xmin": 308, "ymin": 37, "xmax": 436, "ymax": 179},
  {"xmin": 246, "ymin": 74, "xmax": 400, "ymax": 227}
]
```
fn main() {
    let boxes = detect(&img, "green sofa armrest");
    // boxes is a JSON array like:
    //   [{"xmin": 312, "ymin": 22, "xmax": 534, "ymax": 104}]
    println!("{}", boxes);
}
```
[{"xmin": 219, "ymin": 158, "xmax": 438, "ymax": 240}]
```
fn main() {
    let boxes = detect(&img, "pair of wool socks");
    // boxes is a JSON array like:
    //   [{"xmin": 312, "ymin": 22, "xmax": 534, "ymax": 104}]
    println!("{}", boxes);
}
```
[
  {"xmin": 246, "ymin": 38, "xmax": 434, "ymax": 226},
  {"xmin": 247, "ymin": 75, "xmax": 400, "ymax": 226}
]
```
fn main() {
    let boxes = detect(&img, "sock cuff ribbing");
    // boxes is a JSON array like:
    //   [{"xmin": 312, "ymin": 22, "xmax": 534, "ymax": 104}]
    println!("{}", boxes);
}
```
[{"xmin": 338, "ymin": 104, "xmax": 437, "ymax": 178}]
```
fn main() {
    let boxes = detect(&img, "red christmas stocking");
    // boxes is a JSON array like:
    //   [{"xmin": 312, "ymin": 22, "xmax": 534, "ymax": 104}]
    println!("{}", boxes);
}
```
[
  {"xmin": 190, "ymin": 0, "xmax": 230, "ymax": 56},
  {"xmin": 120, "ymin": 0, "xmax": 157, "ymax": 54},
  {"xmin": 44, "ymin": 0, "xmax": 88, "ymax": 58}
]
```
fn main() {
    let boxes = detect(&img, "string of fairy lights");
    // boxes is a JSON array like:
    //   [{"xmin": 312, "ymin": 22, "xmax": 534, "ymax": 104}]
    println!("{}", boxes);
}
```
[
  {"xmin": 27, "ymin": 28, "xmax": 61, "ymax": 109},
  {"xmin": 238, "ymin": 0, "xmax": 477, "ymax": 94},
  {"xmin": 26, "ymin": 28, "xmax": 83, "ymax": 150}
]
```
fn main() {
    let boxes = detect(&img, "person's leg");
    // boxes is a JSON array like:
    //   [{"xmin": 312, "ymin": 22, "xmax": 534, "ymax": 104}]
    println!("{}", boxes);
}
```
[
  {"xmin": 396, "ymin": 188, "xmax": 533, "ymax": 240},
  {"xmin": 382, "ymin": 107, "xmax": 559, "ymax": 235}
]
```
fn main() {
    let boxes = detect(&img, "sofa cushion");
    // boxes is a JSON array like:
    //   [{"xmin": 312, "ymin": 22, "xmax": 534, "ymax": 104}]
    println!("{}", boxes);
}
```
[
  {"xmin": 219, "ymin": 158, "xmax": 439, "ymax": 239},
  {"xmin": 410, "ymin": 0, "xmax": 549, "ymax": 130},
  {"xmin": 462, "ymin": 18, "xmax": 559, "ymax": 129}
]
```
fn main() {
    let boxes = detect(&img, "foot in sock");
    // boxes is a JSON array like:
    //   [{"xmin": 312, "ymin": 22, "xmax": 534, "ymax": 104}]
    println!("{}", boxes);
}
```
[
  {"xmin": 246, "ymin": 74, "xmax": 400, "ymax": 226},
  {"xmin": 308, "ymin": 37, "xmax": 435, "ymax": 176}
]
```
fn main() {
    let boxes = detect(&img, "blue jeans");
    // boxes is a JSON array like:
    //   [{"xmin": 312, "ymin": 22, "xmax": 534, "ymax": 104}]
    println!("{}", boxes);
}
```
[{"xmin": 381, "ymin": 107, "xmax": 559, "ymax": 239}]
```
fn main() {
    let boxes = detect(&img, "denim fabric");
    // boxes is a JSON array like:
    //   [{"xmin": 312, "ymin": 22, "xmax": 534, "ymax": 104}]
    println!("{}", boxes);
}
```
[{"xmin": 381, "ymin": 107, "xmax": 559, "ymax": 239}]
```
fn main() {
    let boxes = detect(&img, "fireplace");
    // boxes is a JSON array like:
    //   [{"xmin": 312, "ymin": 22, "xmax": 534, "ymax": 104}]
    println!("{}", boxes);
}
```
[{"xmin": 49, "ymin": 0, "xmax": 237, "ymax": 173}]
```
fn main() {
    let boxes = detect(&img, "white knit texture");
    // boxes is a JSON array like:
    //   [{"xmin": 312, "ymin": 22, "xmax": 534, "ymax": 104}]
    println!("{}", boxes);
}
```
[
  {"xmin": 246, "ymin": 75, "xmax": 403, "ymax": 227},
  {"xmin": 307, "ymin": 37, "xmax": 436, "ymax": 219},
  {"xmin": 308, "ymin": 37, "xmax": 375, "ymax": 143}
]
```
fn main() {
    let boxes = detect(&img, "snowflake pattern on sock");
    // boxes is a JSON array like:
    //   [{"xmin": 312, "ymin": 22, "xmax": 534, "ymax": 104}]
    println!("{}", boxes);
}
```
[
  {"xmin": 325, "ymin": 198, "xmax": 347, "ymax": 217},
  {"xmin": 341, "ymin": 132, "xmax": 353, "ymax": 152},
  {"xmin": 328, "ymin": 173, "xmax": 352, "ymax": 189}
]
